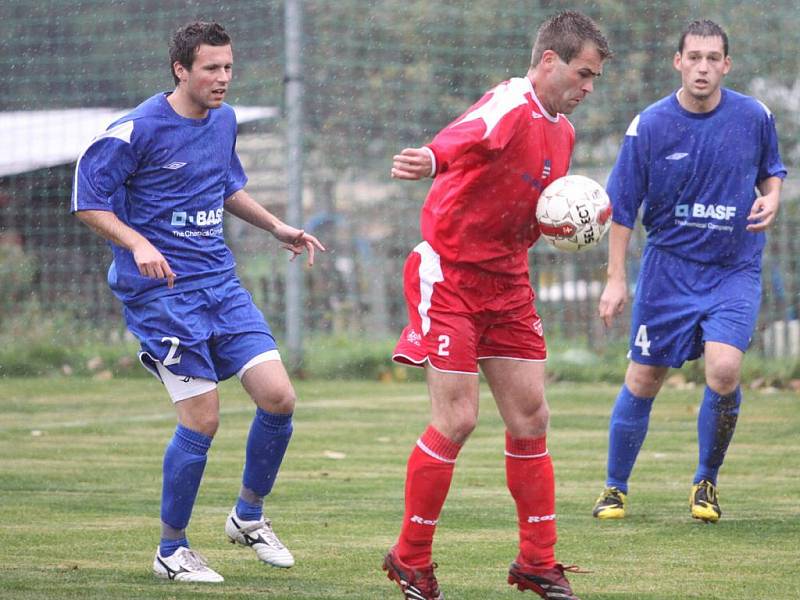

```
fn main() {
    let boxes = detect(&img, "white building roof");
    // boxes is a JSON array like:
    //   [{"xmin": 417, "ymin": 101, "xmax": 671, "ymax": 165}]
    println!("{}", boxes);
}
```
[{"xmin": 0, "ymin": 106, "xmax": 278, "ymax": 178}]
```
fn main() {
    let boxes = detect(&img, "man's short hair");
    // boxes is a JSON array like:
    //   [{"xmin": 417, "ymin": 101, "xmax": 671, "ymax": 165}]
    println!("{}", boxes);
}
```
[
  {"xmin": 169, "ymin": 21, "xmax": 231, "ymax": 84},
  {"xmin": 678, "ymin": 19, "xmax": 729, "ymax": 57},
  {"xmin": 531, "ymin": 10, "xmax": 612, "ymax": 66}
]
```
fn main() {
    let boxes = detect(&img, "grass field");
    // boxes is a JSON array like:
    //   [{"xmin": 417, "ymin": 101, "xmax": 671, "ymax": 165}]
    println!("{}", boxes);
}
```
[{"xmin": 0, "ymin": 377, "xmax": 798, "ymax": 600}]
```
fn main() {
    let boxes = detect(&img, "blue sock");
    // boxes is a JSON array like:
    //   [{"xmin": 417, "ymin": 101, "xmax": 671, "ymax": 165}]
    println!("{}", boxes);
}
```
[
  {"xmin": 239, "ymin": 409, "xmax": 293, "ymax": 519},
  {"xmin": 160, "ymin": 424, "xmax": 212, "ymax": 551},
  {"xmin": 235, "ymin": 497, "xmax": 264, "ymax": 522},
  {"xmin": 606, "ymin": 385, "xmax": 654, "ymax": 494},
  {"xmin": 159, "ymin": 536, "xmax": 188, "ymax": 558},
  {"xmin": 694, "ymin": 386, "xmax": 741, "ymax": 485}
]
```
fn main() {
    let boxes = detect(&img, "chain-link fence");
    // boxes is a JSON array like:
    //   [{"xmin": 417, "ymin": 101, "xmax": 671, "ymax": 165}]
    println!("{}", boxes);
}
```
[{"xmin": 1, "ymin": 0, "xmax": 797, "ymax": 358}]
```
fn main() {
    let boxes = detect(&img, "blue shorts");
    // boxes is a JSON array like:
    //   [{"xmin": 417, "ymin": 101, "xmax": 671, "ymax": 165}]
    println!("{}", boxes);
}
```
[
  {"xmin": 628, "ymin": 246, "xmax": 761, "ymax": 368},
  {"xmin": 123, "ymin": 277, "xmax": 277, "ymax": 382}
]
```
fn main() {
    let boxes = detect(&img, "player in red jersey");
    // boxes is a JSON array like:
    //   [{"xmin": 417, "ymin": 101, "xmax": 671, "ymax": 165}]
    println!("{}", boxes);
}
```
[{"xmin": 383, "ymin": 11, "xmax": 612, "ymax": 600}]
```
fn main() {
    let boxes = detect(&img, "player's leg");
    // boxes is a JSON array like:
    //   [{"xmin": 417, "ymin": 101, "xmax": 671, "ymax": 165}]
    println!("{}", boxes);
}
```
[
  {"xmin": 205, "ymin": 278, "xmax": 297, "ymax": 566},
  {"xmin": 224, "ymin": 357, "xmax": 296, "ymax": 567},
  {"xmin": 384, "ymin": 365, "xmax": 476, "ymax": 600},
  {"xmin": 385, "ymin": 243, "xmax": 479, "ymax": 599},
  {"xmin": 396, "ymin": 366, "xmax": 478, "ymax": 560},
  {"xmin": 483, "ymin": 358, "xmax": 580, "ymax": 600},
  {"xmin": 690, "ymin": 264, "xmax": 758, "ymax": 522},
  {"xmin": 596, "ymin": 361, "xmax": 668, "ymax": 514},
  {"xmin": 596, "ymin": 246, "xmax": 699, "ymax": 519},
  {"xmin": 484, "ymin": 358, "xmax": 554, "ymax": 567},
  {"xmin": 690, "ymin": 342, "xmax": 744, "ymax": 522},
  {"xmin": 124, "ymin": 291, "xmax": 225, "ymax": 581},
  {"xmin": 154, "ymin": 370, "xmax": 224, "ymax": 582}
]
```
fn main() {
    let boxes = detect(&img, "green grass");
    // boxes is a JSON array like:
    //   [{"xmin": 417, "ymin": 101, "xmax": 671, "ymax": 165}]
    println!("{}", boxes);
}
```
[{"xmin": 0, "ymin": 377, "xmax": 798, "ymax": 599}]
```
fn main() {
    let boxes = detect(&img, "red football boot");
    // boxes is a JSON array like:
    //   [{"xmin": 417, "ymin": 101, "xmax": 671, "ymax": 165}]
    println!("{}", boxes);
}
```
[
  {"xmin": 508, "ymin": 561, "xmax": 583, "ymax": 600},
  {"xmin": 383, "ymin": 546, "xmax": 444, "ymax": 600}
]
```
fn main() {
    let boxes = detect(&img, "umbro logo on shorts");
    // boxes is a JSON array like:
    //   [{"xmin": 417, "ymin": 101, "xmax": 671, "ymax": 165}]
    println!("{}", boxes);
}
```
[
  {"xmin": 163, "ymin": 161, "xmax": 188, "ymax": 170},
  {"xmin": 665, "ymin": 152, "xmax": 689, "ymax": 161}
]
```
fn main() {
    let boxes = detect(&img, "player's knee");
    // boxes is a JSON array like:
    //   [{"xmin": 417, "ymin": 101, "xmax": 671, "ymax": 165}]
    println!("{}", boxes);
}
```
[
  {"xmin": 506, "ymin": 399, "xmax": 550, "ymax": 438},
  {"xmin": 441, "ymin": 414, "xmax": 477, "ymax": 444},
  {"xmin": 188, "ymin": 414, "xmax": 219, "ymax": 437},
  {"xmin": 625, "ymin": 364, "xmax": 667, "ymax": 397},
  {"xmin": 259, "ymin": 387, "xmax": 296, "ymax": 415},
  {"xmin": 706, "ymin": 366, "xmax": 740, "ymax": 396}
]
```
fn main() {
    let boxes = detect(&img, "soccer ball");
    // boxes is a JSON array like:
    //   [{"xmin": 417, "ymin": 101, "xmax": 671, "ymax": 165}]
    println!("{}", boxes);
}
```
[{"xmin": 536, "ymin": 175, "xmax": 612, "ymax": 252}]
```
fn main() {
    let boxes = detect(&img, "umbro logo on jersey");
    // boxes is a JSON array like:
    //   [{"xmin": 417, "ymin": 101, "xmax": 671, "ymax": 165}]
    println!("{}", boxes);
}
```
[
  {"xmin": 665, "ymin": 152, "xmax": 689, "ymax": 161},
  {"xmin": 163, "ymin": 161, "xmax": 188, "ymax": 170},
  {"xmin": 531, "ymin": 111, "xmax": 543, "ymax": 119}
]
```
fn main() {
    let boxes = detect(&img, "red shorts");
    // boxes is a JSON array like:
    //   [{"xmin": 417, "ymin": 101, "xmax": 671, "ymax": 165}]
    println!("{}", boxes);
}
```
[{"xmin": 393, "ymin": 241, "xmax": 547, "ymax": 374}]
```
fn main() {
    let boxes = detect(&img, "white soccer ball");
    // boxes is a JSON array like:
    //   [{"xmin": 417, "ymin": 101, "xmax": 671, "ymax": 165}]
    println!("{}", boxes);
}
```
[{"xmin": 536, "ymin": 174, "xmax": 612, "ymax": 252}]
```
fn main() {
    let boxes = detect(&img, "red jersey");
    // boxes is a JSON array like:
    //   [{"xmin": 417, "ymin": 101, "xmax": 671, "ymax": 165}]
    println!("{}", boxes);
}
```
[{"xmin": 421, "ymin": 76, "xmax": 574, "ymax": 275}]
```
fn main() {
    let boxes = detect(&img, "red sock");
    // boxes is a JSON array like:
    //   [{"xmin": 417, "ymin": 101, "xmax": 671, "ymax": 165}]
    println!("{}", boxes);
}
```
[
  {"xmin": 505, "ymin": 431, "xmax": 557, "ymax": 569},
  {"xmin": 396, "ymin": 425, "xmax": 462, "ymax": 568}
]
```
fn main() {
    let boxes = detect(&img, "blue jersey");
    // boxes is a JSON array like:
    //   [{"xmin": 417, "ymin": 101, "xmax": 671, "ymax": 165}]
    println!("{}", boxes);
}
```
[
  {"xmin": 71, "ymin": 93, "xmax": 247, "ymax": 305},
  {"xmin": 607, "ymin": 88, "xmax": 786, "ymax": 266}
]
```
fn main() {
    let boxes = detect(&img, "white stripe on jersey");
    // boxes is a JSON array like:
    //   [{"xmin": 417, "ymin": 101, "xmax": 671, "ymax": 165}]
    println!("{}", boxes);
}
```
[
  {"xmin": 625, "ymin": 114, "xmax": 640, "ymax": 137},
  {"xmin": 755, "ymin": 98, "xmax": 773, "ymax": 118},
  {"xmin": 413, "ymin": 241, "xmax": 444, "ymax": 336},
  {"xmin": 452, "ymin": 77, "xmax": 531, "ymax": 140},
  {"xmin": 71, "ymin": 120, "xmax": 134, "ymax": 212}
]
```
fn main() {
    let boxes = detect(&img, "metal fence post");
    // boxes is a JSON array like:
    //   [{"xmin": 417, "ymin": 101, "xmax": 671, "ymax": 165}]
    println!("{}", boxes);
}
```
[{"xmin": 284, "ymin": 0, "xmax": 305, "ymax": 373}]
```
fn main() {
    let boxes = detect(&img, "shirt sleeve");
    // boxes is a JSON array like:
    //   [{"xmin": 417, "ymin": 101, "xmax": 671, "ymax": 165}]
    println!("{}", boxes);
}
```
[
  {"xmin": 71, "ymin": 120, "xmax": 139, "ymax": 213},
  {"xmin": 606, "ymin": 114, "xmax": 649, "ymax": 229},
  {"xmin": 757, "ymin": 107, "xmax": 788, "ymax": 182},
  {"xmin": 426, "ymin": 84, "xmax": 527, "ymax": 175},
  {"xmin": 224, "ymin": 144, "xmax": 248, "ymax": 199}
]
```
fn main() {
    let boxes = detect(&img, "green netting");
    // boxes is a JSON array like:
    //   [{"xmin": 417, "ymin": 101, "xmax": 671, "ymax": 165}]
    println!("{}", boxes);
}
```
[{"xmin": 1, "ymin": 0, "xmax": 797, "ymax": 357}]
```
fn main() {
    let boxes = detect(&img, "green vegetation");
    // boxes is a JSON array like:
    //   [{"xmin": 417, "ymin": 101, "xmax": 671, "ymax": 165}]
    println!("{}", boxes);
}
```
[
  {"xmin": 0, "ymin": 378, "xmax": 798, "ymax": 599},
  {"xmin": 2, "ymin": 320, "xmax": 799, "ymax": 387}
]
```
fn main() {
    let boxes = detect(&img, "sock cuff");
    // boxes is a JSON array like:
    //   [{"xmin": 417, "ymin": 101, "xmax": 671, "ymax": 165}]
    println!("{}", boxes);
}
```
[
  {"xmin": 704, "ymin": 385, "xmax": 742, "ymax": 410},
  {"xmin": 622, "ymin": 384, "xmax": 655, "ymax": 404},
  {"xmin": 505, "ymin": 431, "xmax": 548, "ymax": 458},
  {"xmin": 174, "ymin": 424, "xmax": 212, "ymax": 455},
  {"xmin": 417, "ymin": 425, "xmax": 462, "ymax": 462},
  {"xmin": 256, "ymin": 408, "xmax": 294, "ymax": 432}
]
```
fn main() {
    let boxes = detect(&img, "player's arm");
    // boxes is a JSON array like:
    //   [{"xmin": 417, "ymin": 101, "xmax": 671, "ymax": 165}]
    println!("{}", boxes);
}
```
[
  {"xmin": 74, "ymin": 209, "xmax": 175, "ymax": 288},
  {"xmin": 224, "ymin": 189, "xmax": 325, "ymax": 266},
  {"xmin": 747, "ymin": 176, "xmax": 782, "ymax": 232},
  {"xmin": 598, "ymin": 114, "xmax": 647, "ymax": 328},
  {"xmin": 598, "ymin": 222, "xmax": 633, "ymax": 328},
  {"xmin": 392, "ymin": 84, "xmax": 524, "ymax": 180},
  {"xmin": 72, "ymin": 123, "xmax": 176, "ymax": 288}
]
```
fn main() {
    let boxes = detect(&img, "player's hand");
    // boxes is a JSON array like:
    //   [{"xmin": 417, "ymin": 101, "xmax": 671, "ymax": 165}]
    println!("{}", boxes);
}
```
[
  {"xmin": 132, "ymin": 239, "xmax": 175, "ymax": 288},
  {"xmin": 746, "ymin": 191, "xmax": 780, "ymax": 232},
  {"xmin": 598, "ymin": 278, "xmax": 627, "ymax": 328},
  {"xmin": 391, "ymin": 147, "xmax": 433, "ymax": 180},
  {"xmin": 273, "ymin": 223, "xmax": 326, "ymax": 267}
]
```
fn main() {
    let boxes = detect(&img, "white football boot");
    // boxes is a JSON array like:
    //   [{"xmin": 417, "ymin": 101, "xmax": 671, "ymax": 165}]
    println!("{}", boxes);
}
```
[
  {"xmin": 153, "ymin": 546, "xmax": 224, "ymax": 583},
  {"xmin": 225, "ymin": 508, "xmax": 295, "ymax": 568}
]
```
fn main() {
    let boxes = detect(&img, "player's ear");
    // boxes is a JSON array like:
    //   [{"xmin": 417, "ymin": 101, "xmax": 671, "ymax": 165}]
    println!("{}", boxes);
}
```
[
  {"xmin": 722, "ymin": 55, "xmax": 732, "ymax": 75},
  {"xmin": 672, "ymin": 52, "xmax": 682, "ymax": 72},
  {"xmin": 173, "ymin": 61, "xmax": 188, "ymax": 83},
  {"xmin": 540, "ymin": 49, "xmax": 559, "ymax": 71}
]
